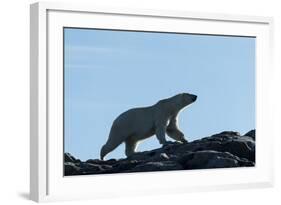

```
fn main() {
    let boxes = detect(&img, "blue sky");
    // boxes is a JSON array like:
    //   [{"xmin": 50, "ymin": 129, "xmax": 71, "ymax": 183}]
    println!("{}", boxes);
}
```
[{"xmin": 64, "ymin": 28, "xmax": 255, "ymax": 161}]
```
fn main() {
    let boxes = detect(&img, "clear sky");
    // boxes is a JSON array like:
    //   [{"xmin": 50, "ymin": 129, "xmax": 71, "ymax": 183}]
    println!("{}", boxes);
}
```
[{"xmin": 64, "ymin": 28, "xmax": 255, "ymax": 161}]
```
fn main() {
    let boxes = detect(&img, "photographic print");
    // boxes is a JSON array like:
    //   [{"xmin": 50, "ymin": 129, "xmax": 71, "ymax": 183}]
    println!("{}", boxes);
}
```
[{"xmin": 63, "ymin": 28, "xmax": 255, "ymax": 176}]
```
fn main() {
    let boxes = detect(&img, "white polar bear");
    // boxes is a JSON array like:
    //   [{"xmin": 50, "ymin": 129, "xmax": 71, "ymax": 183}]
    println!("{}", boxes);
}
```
[{"xmin": 100, "ymin": 93, "xmax": 197, "ymax": 160}]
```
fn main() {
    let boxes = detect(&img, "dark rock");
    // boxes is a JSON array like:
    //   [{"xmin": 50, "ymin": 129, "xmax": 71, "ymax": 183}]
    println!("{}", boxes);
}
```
[
  {"xmin": 130, "ymin": 161, "xmax": 183, "ymax": 172},
  {"xmin": 86, "ymin": 158, "xmax": 117, "ymax": 165},
  {"xmin": 64, "ymin": 162, "xmax": 80, "ymax": 175},
  {"xmin": 80, "ymin": 162, "xmax": 106, "ymax": 171},
  {"xmin": 215, "ymin": 131, "xmax": 241, "ymax": 136},
  {"xmin": 178, "ymin": 151, "xmax": 245, "ymax": 169},
  {"xmin": 159, "ymin": 153, "xmax": 170, "ymax": 160},
  {"xmin": 64, "ymin": 153, "xmax": 77, "ymax": 163},
  {"xmin": 64, "ymin": 129, "xmax": 255, "ymax": 175},
  {"xmin": 220, "ymin": 140, "xmax": 255, "ymax": 161},
  {"xmin": 126, "ymin": 151, "xmax": 154, "ymax": 161},
  {"xmin": 126, "ymin": 149, "xmax": 171, "ymax": 161},
  {"xmin": 110, "ymin": 160, "xmax": 141, "ymax": 173},
  {"xmin": 244, "ymin": 130, "xmax": 256, "ymax": 140},
  {"xmin": 183, "ymin": 132, "xmax": 255, "ymax": 162}
]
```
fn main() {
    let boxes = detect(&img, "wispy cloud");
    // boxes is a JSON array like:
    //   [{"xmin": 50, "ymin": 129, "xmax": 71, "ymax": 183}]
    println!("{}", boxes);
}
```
[
  {"xmin": 64, "ymin": 64, "xmax": 95, "ymax": 69},
  {"xmin": 65, "ymin": 45, "xmax": 123, "ymax": 55}
]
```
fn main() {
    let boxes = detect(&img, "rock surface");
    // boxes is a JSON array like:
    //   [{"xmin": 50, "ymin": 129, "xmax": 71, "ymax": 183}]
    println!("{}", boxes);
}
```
[{"xmin": 64, "ymin": 130, "xmax": 255, "ymax": 176}]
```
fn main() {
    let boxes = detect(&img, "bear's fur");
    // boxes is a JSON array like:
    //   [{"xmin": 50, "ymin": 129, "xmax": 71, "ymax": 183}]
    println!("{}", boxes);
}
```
[{"xmin": 100, "ymin": 93, "xmax": 197, "ymax": 160}]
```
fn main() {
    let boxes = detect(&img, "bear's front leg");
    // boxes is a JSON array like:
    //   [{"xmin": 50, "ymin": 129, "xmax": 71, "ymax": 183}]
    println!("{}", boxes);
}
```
[
  {"xmin": 166, "ymin": 116, "xmax": 188, "ymax": 143},
  {"xmin": 166, "ymin": 128, "xmax": 188, "ymax": 143},
  {"xmin": 155, "ymin": 125, "xmax": 173, "ymax": 145}
]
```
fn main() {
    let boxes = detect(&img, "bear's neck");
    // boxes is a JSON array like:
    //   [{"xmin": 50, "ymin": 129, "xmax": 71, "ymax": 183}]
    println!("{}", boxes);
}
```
[{"xmin": 160, "ymin": 100, "xmax": 185, "ymax": 115}]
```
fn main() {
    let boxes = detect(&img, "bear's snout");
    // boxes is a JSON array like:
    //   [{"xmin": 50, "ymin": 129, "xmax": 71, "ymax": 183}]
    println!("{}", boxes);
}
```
[{"xmin": 191, "ymin": 95, "xmax": 197, "ymax": 102}]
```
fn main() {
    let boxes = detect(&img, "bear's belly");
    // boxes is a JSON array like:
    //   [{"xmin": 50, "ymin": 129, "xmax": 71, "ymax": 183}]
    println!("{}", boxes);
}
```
[{"xmin": 134, "ymin": 126, "xmax": 156, "ymax": 140}]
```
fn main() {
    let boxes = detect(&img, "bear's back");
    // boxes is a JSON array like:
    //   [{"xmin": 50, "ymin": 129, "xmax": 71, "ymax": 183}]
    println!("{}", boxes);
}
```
[{"xmin": 113, "ymin": 106, "xmax": 155, "ymax": 127}]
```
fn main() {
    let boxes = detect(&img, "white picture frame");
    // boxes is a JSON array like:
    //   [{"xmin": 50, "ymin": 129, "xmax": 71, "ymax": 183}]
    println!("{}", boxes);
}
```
[{"xmin": 30, "ymin": 1, "xmax": 274, "ymax": 202}]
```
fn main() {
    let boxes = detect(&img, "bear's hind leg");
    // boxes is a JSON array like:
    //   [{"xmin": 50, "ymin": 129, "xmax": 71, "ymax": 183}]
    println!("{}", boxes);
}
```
[
  {"xmin": 100, "ymin": 136, "xmax": 124, "ymax": 160},
  {"xmin": 100, "ymin": 144, "xmax": 111, "ymax": 160},
  {"xmin": 125, "ymin": 137, "xmax": 137, "ymax": 157}
]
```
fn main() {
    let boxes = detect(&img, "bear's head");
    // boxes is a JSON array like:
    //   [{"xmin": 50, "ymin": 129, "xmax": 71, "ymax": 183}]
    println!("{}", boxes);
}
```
[{"xmin": 179, "ymin": 92, "xmax": 197, "ymax": 107}]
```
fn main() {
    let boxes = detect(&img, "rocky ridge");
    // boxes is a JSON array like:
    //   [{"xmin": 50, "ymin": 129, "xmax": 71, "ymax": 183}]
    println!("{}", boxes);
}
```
[{"xmin": 64, "ymin": 130, "xmax": 255, "ymax": 176}]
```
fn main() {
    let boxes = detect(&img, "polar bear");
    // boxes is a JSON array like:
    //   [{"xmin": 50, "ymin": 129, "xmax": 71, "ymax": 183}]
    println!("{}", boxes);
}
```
[{"xmin": 100, "ymin": 93, "xmax": 197, "ymax": 160}]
